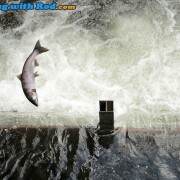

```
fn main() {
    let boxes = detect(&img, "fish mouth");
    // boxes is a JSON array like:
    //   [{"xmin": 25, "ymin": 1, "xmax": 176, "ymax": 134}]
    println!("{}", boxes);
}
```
[
  {"xmin": 33, "ymin": 102, "xmax": 38, "ymax": 107},
  {"xmin": 28, "ymin": 98, "xmax": 38, "ymax": 107},
  {"xmin": 24, "ymin": 92, "xmax": 38, "ymax": 106},
  {"xmin": 33, "ymin": 101, "xmax": 38, "ymax": 107}
]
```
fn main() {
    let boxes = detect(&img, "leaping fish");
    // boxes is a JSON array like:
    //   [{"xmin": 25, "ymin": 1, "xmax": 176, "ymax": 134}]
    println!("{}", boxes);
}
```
[{"xmin": 17, "ymin": 40, "xmax": 49, "ymax": 106}]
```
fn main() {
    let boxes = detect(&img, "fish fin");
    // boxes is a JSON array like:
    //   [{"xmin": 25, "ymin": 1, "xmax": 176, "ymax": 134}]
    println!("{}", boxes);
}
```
[
  {"xmin": 34, "ymin": 71, "xmax": 39, "ymax": 77},
  {"xmin": 17, "ymin": 74, "xmax": 22, "ymax": 81},
  {"xmin": 35, "ymin": 59, "xmax": 39, "ymax": 67},
  {"xmin": 34, "ymin": 40, "xmax": 49, "ymax": 54},
  {"xmin": 32, "ymin": 89, "xmax": 36, "ymax": 92}
]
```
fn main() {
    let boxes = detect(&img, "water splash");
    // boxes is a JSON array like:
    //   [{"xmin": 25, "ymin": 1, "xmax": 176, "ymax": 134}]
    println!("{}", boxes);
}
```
[{"xmin": 0, "ymin": 0, "xmax": 179, "ymax": 127}]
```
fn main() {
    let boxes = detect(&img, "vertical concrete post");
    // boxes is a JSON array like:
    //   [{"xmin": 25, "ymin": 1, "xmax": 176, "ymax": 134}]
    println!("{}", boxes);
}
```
[{"xmin": 99, "ymin": 101, "xmax": 114, "ymax": 132}]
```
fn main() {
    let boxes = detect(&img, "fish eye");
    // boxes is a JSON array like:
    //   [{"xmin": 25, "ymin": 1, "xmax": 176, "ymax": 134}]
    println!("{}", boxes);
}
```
[
  {"xmin": 32, "ymin": 95, "xmax": 36, "ymax": 100},
  {"xmin": 31, "ymin": 92, "xmax": 37, "ymax": 100}
]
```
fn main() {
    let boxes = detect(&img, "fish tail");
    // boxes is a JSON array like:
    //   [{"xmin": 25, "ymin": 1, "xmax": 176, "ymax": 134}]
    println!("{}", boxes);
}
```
[{"xmin": 34, "ymin": 40, "xmax": 49, "ymax": 54}]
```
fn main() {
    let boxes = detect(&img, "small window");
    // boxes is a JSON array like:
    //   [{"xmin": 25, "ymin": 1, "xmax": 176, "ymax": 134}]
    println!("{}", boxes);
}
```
[{"xmin": 99, "ymin": 101, "xmax": 113, "ymax": 111}]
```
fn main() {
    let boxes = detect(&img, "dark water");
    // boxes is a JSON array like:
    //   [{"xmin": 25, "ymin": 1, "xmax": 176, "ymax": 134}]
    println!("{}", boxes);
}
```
[{"xmin": 0, "ymin": 127, "xmax": 180, "ymax": 179}]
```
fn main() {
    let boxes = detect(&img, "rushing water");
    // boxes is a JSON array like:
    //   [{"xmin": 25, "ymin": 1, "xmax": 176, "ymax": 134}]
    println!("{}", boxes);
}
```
[
  {"xmin": 0, "ymin": 127, "xmax": 180, "ymax": 179},
  {"xmin": 0, "ymin": 1, "xmax": 180, "ymax": 179},
  {"xmin": 0, "ymin": 0, "xmax": 180, "ymax": 127}
]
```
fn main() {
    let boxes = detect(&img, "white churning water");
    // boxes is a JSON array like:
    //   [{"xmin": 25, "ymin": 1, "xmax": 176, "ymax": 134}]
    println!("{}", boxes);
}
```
[{"xmin": 0, "ymin": 0, "xmax": 179, "ymax": 127}]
